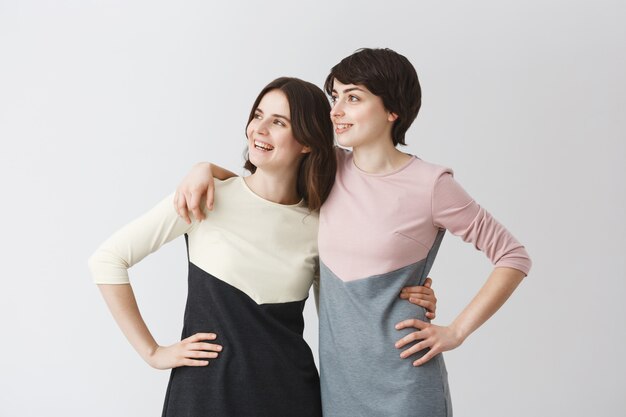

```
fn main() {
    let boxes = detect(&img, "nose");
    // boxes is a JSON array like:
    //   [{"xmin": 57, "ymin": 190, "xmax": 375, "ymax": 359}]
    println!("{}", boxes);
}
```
[
  {"xmin": 330, "ymin": 100, "xmax": 344, "ymax": 119},
  {"xmin": 255, "ymin": 119, "xmax": 270, "ymax": 135}
]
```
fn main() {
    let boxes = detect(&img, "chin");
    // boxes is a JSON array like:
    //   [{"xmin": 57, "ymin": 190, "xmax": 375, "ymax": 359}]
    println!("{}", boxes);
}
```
[{"xmin": 336, "ymin": 135, "xmax": 358, "ymax": 148}]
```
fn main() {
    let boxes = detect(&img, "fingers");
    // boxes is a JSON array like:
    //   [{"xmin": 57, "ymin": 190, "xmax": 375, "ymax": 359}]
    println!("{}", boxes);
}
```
[
  {"xmin": 184, "ymin": 334, "xmax": 222, "ymax": 354},
  {"xmin": 395, "ymin": 318, "xmax": 428, "ymax": 331},
  {"xmin": 205, "ymin": 181, "xmax": 215, "ymax": 211},
  {"xmin": 185, "ymin": 333, "xmax": 217, "ymax": 342},
  {"xmin": 394, "ymin": 329, "xmax": 426, "ymax": 349},
  {"xmin": 425, "ymin": 311, "xmax": 436, "ymax": 320},
  {"xmin": 189, "ymin": 342, "xmax": 222, "ymax": 352},
  {"xmin": 413, "ymin": 347, "xmax": 440, "ymax": 367},
  {"xmin": 188, "ymin": 191, "xmax": 206, "ymax": 221},
  {"xmin": 399, "ymin": 280, "xmax": 437, "ymax": 316},
  {"xmin": 400, "ymin": 339, "xmax": 430, "ymax": 359},
  {"xmin": 181, "ymin": 358, "xmax": 210, "ymax": 367},
  {"xmin": 400, "ymin": 286, "xmax": 433, "ymax": 296},
  {"xmin": 412, "ymin": 298, "xmax": 435, "ymax": 313},
  {"xmin": 402, "ymin": 293, "xmax": 435, "ymax": 310},
  {"xmin": 181, "ymin": 333, "xmax": 222, "ymax": 366},
  {"xmin": 399, "ymin": 292, "xmax": 433, "ymax": 302},
  {"xmin": 399, "ymin": 293, "xmax": 437, "ymax": 316},
  {"xmin": 176, "ymin": 192, "xmax": 192, "ymax": 224},
  {"xmin": 186, "ymin": 349, "xmax": 219, "ymax": 359}
]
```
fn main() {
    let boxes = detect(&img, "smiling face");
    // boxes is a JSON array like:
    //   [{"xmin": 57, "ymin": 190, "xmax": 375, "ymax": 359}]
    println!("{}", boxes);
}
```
[
  {"xmin": 246, "ymin": 89, "xmax": 309, "ymax": 174},
  {"xmin": 329, "ymin": 80, "xmax": 398, "ymax": 149}
]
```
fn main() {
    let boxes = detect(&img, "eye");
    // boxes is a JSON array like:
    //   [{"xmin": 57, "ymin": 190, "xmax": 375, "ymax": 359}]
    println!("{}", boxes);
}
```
[
  {"xmin": 254, "ymin": 112, "xmax": 262, "ymax": 119},
  {"xmin": 274, "ymin": 119, "xmax": 286, "ymax": 127},
  {"xmin": 348, "ymin": 95, "xmax": 359, "ymax": 102},
  {"xmin": 330, "ymin": 95, "xmax": 338, "ymax": 104}
]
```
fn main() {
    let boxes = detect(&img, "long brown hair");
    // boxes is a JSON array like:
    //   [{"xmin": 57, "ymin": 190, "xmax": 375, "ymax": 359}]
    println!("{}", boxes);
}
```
[{"xmin": 244, "ymin": 77, "xmax": 336, "ymax": 212}]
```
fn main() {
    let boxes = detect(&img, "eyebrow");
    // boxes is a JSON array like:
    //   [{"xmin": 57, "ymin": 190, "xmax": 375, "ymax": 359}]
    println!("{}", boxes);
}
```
[
  {"xmin": 331, "ymin": 87, "xmax": 367, "ymax": 94},
  {"xmin": 255, "ymin": 108, "xmax": 291, "ymax": 122}
]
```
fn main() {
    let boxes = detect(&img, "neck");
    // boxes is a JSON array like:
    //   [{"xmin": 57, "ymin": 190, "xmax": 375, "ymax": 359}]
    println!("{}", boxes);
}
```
[
  {"xmin": 244, "ymin": 168, "xmax": 301, "ymax": 205},
  {"xmin": 352, "ymin": 136, "xmax": 411, "ymax": 174}
]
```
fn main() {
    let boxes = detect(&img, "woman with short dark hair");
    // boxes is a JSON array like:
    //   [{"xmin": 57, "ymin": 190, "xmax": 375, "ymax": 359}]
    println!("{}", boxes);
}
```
[{"xmin": 177, "ymin": 48, "xmax": 531, "ymax": 417}]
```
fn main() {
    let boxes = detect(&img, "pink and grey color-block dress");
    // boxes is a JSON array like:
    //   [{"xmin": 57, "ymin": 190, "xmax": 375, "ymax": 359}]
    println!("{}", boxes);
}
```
[{"xmin": 317, "ymin": 148, "xmax": 532, "ymax": 417}]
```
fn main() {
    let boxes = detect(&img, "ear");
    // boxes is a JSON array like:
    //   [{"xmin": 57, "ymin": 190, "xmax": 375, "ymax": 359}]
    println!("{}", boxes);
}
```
[
  {"xmin": 301, "ymin": 146, "xmax": 312, "ymax": 154},
  {"xmin": 388, "ymin": 112, "xmax": 399, "ymax": 122}
]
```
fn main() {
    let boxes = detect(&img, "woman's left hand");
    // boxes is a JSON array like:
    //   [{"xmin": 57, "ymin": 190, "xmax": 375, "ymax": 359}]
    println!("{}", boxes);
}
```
[{"xmin": 394, "ymin": 319, "xmax": 464, "ymax": 366}]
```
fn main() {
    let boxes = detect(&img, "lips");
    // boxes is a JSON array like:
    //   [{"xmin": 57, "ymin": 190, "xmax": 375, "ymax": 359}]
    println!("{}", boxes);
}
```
[
  {"xmin": 334, "ymin": 123, "xmax": 353, "ymax": 134},
  {"xmin": 254, "ymin": 140, "xmax": 274, "ymax": 151}
]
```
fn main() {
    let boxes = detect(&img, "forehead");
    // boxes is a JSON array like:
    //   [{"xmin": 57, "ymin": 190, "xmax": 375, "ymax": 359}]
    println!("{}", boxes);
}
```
[
  {"xmin": 258, "ymin": 89, "xmax": 290, "ymax": 113},
  {"xmin": 332, "ymin": 79, "xmax": 373, "ymax": 95}
]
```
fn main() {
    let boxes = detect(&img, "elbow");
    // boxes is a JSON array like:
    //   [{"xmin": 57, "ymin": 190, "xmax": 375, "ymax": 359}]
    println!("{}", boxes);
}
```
[{"xmin": 494, "ymin": 246, "xmax": 532, "ymax": 277}]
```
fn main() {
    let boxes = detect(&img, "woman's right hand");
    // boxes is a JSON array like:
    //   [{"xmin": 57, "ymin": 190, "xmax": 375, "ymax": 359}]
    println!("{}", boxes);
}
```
[
  {"xmin": 174, "ymin": 162, "xmax": 216, "ymax": 224},
  {"xmin": 147, "ymin": 333, "xmax": 222, "ymax": 369}
]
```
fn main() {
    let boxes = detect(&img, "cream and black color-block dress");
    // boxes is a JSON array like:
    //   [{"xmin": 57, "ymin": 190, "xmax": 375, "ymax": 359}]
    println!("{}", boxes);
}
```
[{"xmin": 89, "ymin": 177, "xmax": 321, "ymax": 417}]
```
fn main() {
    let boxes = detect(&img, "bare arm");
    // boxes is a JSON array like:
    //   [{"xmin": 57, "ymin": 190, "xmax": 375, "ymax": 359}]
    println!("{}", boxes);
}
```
[
  {"xmin": 174, "ymin": 162, "xmax": 237, "ymax": 223},
  {"xmin": 395, "ymin": 266, "xmax": 524, "ymax": 366},
  {"xmin": 449, "ymin": 267, "xmax": 525, "ymax": 341},
  {"xmin": 98, "ymin": 284, "xmax": 221, "ymax": 369},
  {"xmin": 90, "ymin": 194, "xmax": 222, "ymax": 369},
  {"xmin": 395, "ymin": 171, "xmax": 531, "ymax": 366}
]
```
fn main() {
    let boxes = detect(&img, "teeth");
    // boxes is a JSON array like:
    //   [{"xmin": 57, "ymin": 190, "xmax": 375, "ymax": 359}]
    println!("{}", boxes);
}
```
[
  {"xmin": 254, "ymin": 140, "xmax": 274, "ymax": 151},
  {"xmin": 337, "ymin": 124, "xmax": 352, "ymax": 129}
]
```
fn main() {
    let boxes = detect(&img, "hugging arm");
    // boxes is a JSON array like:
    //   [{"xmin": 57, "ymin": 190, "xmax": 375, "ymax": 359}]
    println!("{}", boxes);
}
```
[
  {"xmin": 400, "ymin": 277, "xmax": 437, "ymax": 320},
  {"xmin": 174, "ymin": 163, "xmax": 238, "ymax": 223},
  {"xmin": 175, "ymin": 163, "xmax": 440, "ymax": 318}
]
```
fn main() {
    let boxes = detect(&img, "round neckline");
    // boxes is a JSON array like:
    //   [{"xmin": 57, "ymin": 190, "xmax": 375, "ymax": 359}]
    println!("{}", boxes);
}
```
[
  {"xmin": 350, "ymin": 154, "xmax": 417, "ymax": 177},
  {"xmin": 238, "ymin": 176, "xmax": 304, "ymax": 208}
]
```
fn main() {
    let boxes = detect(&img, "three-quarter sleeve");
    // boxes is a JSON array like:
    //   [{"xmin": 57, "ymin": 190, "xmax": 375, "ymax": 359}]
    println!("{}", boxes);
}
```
[
  {"xmin": 431, "ymin": 172, "xmax": 532, "ymax": 275},
  {"xmin": 88, "ymin": 193, "xmax": 196, "ymax": 284}
]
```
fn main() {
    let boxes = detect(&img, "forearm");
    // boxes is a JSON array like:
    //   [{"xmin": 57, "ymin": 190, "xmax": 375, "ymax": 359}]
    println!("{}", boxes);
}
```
[
  {"xmin": 98, "ymin": 284, "xmax": 158, "ymax": 362},
  {"xmin": 210, "ymin": 163, "xmax": 237, "ymax": 180},
  {"xmin": 449, "ymin": 267, "xmax": 525, "ymax": 342}
]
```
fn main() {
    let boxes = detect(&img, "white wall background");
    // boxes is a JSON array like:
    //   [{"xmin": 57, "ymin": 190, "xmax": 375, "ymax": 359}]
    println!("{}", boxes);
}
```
[{"xmin": 1, "ymin": 0, "xmax": 624, "ymax": 416}]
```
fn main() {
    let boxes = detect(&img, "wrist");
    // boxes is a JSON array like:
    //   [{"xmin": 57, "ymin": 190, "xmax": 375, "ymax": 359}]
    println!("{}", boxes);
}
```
[
  {"xmin": 142, "ymin": 343, "xmax": 160, "ymax": 364},
  {"xmin": 448, "ymin": 322, "xmax": 469, "ymax": 345}
]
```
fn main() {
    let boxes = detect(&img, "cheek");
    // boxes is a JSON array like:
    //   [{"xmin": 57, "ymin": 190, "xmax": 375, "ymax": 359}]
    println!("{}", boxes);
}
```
[
  {"xmin": 358, "ymin": 105, "xmax": 387, "ymax": 128},
  {"xmin": 279, "ymin": 132, "xmax": 301, "ymax": 152},
  {"xmin": 348, "ymin": 105, "xmax": 368, "ymax": 124},
  {"xmin": 360, "ymin": 105, "xmax": 377, "ymax": 120}
]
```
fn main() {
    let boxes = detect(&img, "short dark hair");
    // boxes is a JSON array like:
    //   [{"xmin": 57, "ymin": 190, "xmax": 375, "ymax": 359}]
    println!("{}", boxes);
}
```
[
  {"xmin": 244, "ymin": 77, "xmax": 336, "ymax": 212},
  {"xmin": 324, "ymin": 48, "xmax": 421, "ymax": 146}
]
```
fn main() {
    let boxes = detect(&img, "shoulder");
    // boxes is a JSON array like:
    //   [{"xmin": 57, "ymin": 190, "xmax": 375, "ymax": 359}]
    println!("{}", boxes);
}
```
[
  {"xmin": 212, "ymin": 177, "xmax": 241, "ymax": 197},
  {"xmin": 214, "ymin": 177, "xmax": 234, "ymax": 188},
  {"xmin": 406, "ymin": 156, "xmax": 455, "ymax": 188},
  {"xmin": 412, "ymin": 156, "xmax": 453, "ymax": 176}
]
